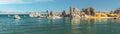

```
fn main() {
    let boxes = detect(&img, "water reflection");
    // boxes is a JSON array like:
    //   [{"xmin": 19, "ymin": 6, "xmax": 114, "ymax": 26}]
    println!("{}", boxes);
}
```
[
  {"xmin": 111, "ymin": 19, "xmax": 120, "ymax": 23},
  {"xmin": 47, "ymin": 18, "xmax": 55, "ymax": 24},
  {"xmin": 70, "ymin": 18, "xmax": 81, "ymax": 25},
  {"xmin": 69, "ymin": 18, "xmax": 120, "ymax": 34},
  {"xmin": 47, "ymin": 18, "xmax": 119, "ymax": 34}
]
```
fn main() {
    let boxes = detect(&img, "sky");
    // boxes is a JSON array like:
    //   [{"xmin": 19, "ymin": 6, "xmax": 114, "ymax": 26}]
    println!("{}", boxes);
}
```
[{"xmin": 0, "ymin": 0, "xmax": 120, "ymax": 12}]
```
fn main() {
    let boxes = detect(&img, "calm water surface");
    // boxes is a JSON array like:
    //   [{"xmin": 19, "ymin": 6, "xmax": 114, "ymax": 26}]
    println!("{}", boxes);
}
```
[{"xmin": 0, "ymin": 14, "xmax": 120, "ymax": 34}]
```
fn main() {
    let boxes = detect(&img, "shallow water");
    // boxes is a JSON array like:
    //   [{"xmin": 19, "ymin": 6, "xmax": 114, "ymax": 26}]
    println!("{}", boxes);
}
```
[{"xmin": 0, "ymin": 14, "xmax": 120, "ymax": 34}]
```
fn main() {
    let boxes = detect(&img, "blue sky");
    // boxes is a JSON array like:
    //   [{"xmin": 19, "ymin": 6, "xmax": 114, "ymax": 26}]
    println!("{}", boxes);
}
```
[{"xmin": 0, "ymin": 0, "xmax": 120, "ymax": 12}]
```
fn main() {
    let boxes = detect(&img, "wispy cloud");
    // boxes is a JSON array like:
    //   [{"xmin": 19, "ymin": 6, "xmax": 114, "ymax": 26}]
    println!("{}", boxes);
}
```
[
  {"xmin": 0, "ymin": 0, "xmax": 54, "ymax": 4},
  {"xmin": 34, "ymin": 0, "xmax": 54, "ymax": 2}
]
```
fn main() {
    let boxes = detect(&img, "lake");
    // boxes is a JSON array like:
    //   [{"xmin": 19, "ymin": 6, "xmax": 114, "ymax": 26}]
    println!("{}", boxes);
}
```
[{"xmin": 0, "ymin": 14, "xmax": 120, "ymax": 34}]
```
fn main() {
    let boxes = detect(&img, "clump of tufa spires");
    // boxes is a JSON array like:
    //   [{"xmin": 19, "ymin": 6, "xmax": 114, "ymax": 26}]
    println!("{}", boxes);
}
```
[
  {"xmin": 114, "ymin": 8, "xmax": 120, "ymax": 14},
  {"xmin": 29, "ymin": 6, "xmax": 120, "ymax": 19}
]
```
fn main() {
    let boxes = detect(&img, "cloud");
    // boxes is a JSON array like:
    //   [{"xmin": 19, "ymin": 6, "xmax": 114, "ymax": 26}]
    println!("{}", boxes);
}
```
[
  {"xmin": 0, "ymin": 0, "xmax": 54, "ymax": 4},
  {"xmin": 0, "ymin": 0, "xmax": 25, "ymax": 4},
  {"xmin": 35, "ymin": 0, "xmax": 54, "ymax": 2}
]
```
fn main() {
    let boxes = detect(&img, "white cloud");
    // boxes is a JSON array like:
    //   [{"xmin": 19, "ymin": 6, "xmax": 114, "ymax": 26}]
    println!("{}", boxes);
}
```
[
  {"xmin": 35, "ymin": 0, "xmax": 54, "ymax": 2},
  {"xmin": 0, "ymin": 0, "xmax": 24, "ymax": 4},
  {"xmin": 0, "ymin": 0, "xmax": 54, "ymax": 4}
]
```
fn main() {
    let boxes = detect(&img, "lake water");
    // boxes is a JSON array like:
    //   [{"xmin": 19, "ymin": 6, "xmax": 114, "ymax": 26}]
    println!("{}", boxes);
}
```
[{"xmin": 0, "ymin": 14, "xmax": 120, "ymax": 34}]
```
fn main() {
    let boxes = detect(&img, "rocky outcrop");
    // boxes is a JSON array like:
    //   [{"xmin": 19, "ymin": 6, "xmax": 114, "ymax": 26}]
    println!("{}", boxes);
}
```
[
  {"xmin": 81, "ymin": 7, "xmax": 96, "ymax": 16},
  {"xmin": 114, "ymin": 8, "xmax": 120, "ymax": 14},
  {"xmin": 62, "ymin": 10, "xmax": 67, "ymax": 17},
  {"xmin": 69, "ymin": 6, "xmax": 80, "ymax": 17}
]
